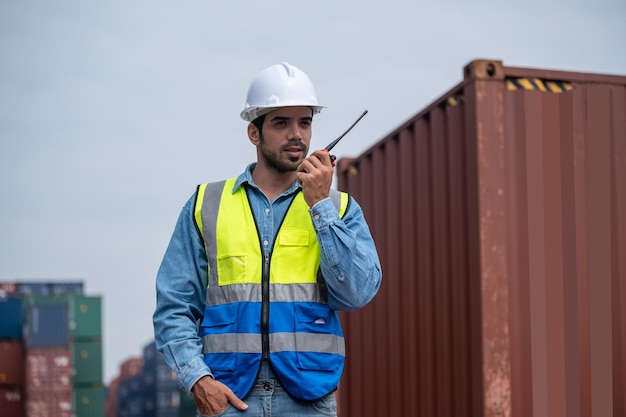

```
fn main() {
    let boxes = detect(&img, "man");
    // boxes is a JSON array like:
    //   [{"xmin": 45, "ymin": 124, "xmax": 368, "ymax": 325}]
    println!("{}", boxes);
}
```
[{"xmin": 153, "ymin": 62, "xmax": 381, "ymax": 416}]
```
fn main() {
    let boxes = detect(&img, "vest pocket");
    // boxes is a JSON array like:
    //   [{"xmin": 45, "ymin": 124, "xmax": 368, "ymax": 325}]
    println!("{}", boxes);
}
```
[
  {"xmin": 294, "ymin": 303, "xmax": 341, "ymax": 371},
  {"xmin": 205, "ymin": 352, "xmax": 236, "ymax": 372},
  {"xmin": 274, "ymin": 229, "xmax": 318, "ymax": 285},
  {"xmin": 217, "ymin": 254, "xmax": 247, "ymax": 285},
  {"xmin": 279, "ymin": 228, "xmax": 310, "ymax": 246},
  {"xmin": 295, "ymin": 303, "xmax": 335, "ymax": 332},
  {"xmin": 200, "ymin": 304, "xmax": 239, "ymax": 371}
]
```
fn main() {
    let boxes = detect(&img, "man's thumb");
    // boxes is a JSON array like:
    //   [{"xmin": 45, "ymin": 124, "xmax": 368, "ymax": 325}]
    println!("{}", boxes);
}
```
[{"xmin": 227, "ymin": 392, "xmax": 248, "ymax": 411}]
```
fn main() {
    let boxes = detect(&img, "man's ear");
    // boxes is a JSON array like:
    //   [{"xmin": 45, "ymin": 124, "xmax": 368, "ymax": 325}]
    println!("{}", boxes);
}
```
[{"xmin": 248, "ymin": 123, "xmax": 260, "ymax": 145}]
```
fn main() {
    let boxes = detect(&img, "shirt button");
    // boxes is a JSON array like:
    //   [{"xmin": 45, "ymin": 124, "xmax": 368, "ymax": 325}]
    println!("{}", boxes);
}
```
[
  {"xmin": 314, "ymin": 215, "xmax": 320, "ymax": 220},
  {"xmin": 263, "ymin": 240, "xmax": 269, "ymax": 246},
  {"xmin": 265, "ymin": 208, "xmax": 270, "ymax": 214}
]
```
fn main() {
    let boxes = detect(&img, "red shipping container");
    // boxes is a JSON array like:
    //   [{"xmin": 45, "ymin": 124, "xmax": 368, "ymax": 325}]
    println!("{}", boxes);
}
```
[
  {"xmin": 25, "ymin": 347, "xmax": 71, "ymax": 392},
  {"xmin": 105, "ymin": 376, "xmax": 120, "ymax": 417},
  {"xmin": 0, "ymin": 340, "xmax": 24, "ymax": 385},
  {"xmin": 25, "ymin": 391, "xmax": 72, "ymax": 417},
  {"xmin": 0, "ymin": 387, "xmax": 24, "ymax": 417},
  {"xmin": 119, "ymin": 357, "xmax": 142, "ymax": 380},
  {"xmin": 336, "ymin": 59, "xmax": 626, "ymax": 417},
  {"xmin": 0, "ymin": 282, "xmax": 18, "ymax": 297}
]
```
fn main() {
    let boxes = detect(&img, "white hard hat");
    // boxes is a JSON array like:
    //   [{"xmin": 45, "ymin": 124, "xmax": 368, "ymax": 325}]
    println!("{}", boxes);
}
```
[{"xmin": 240, "ymin": 62, "xmax": 325, "ymax": 122}]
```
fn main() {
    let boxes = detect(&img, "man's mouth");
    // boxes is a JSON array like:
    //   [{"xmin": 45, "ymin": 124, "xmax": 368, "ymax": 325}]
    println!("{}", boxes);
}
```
[{"xmin": 283, "ymin": 145, "xmax": 305, "ymax": 157}]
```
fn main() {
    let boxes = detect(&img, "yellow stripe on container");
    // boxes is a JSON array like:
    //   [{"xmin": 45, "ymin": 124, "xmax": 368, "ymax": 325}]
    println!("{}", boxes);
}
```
[{"xmin": 507, "ymin": 77, "xmax": 572, "ymax": 93}]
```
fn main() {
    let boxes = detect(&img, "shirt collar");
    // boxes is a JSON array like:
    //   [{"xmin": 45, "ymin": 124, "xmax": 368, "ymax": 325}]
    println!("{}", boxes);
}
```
[{"xmin": 231, "ymin": 163, "xmax": 302, "ymax": 196}]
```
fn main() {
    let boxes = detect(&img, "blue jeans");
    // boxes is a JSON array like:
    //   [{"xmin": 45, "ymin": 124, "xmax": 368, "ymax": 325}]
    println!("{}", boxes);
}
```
[{"xmin": 197, "ymin": 363, "xmax": 337, "ymax": 417}]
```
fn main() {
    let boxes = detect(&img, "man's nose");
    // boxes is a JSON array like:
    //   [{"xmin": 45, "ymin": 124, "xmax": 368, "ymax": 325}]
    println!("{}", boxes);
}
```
[{"xmin": 287, "ymin": 122, "xmax": 302, "ymax": 140}]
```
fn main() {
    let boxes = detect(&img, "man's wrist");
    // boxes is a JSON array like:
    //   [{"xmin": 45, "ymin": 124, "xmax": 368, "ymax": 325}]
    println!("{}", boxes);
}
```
[{"xmin": 179, "ymin": 355, "xmax": 213, "ymax": 395}]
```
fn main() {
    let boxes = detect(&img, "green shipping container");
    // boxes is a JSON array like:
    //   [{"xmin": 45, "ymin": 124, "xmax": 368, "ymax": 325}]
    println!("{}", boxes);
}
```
[
  {"xmin": 74, "ymin": 386, "xmax": 105, "ymax": 417},
  {"xmin": 72, "ymin": 341, "xmax": 103, "ymax": 384},
  {"xmin": 69, "ymin": 296, "xmax": 102, "ymax": 339},
  {"xmin": 22, "ymin": 294, "xmax": 69, "ymax": 307}
]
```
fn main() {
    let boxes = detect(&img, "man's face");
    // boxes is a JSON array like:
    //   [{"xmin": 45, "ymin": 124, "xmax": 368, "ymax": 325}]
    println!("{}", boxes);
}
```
[{"xmin": 256, "ymin": 106, "xmax": 313, "ymax": 173}]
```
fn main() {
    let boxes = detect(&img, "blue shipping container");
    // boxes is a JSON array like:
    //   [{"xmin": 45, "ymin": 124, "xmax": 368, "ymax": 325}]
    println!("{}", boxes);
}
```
[
  {"xmin": 18, "ymin": 282, "xmax": 84, "ymax": 296},
  {"xmin": 143, "ymin": 340, "xmax": 157, "ymax": 365},
  {"xmin": 142, "ymin": 341, "xmax": 179, "ymax": 417},
  {"xmin": 143, "ymin": 341, "xmax": 177, "ymax": 387},
  {"xmin": 0, "ymin": 297, "xmax": 22, "ymax": 339},
  {"xmin": 25, "ymin": 303, "xmax": 69, "ymax": 346},
  {"xmin": 143, "ymin": 385, "xmax": 181, "ymax": 417},
  {"xmin": 50, "ymin": 282, "xmax": 84, "ymax": 296},
  {"xmin": 119, "ymin": 374, "xmax": 144, "ymax": 417},
  {"xmin": 17, "ymin": 282, "xmax": 52, "ymax": 296}
]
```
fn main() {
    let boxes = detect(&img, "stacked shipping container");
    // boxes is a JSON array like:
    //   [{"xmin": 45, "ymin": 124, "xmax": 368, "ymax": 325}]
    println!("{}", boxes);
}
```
[
  {"xmin": 336, "ymin": 59, "xmax": 625, "ymax": 417},
  {"xmin": 0, "ymin": 281, "xmax": 105, "ymax": 417},
  {"xmin": 105, "ymin": 342, "xmax": 196, "ymax": 417},
  {"xmin": 106, "ymin": 357, "xmax": 143, "ymax": 417},
  {"xmin": 70, "ymin": 296, "xmax": 105, "ymax": 416},
  {"xmin": 141, "ymin": 342, "xmax": 180, "ymax": 417},
  {"xmin": 118, "ymin": 374, "xmax": 144, "ymax": 417},
  {"xmin": 0, "ymin": 283, "xmax": 25, "ymax": 417}
]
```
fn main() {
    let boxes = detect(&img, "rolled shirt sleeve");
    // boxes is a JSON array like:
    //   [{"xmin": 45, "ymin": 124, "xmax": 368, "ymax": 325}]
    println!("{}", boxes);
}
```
[
  {"xmin": 153, "ymin": 196, "xmax": 213, "ymax": 394},
  {"xmin": 309, "ymin": 196, "xmax": 382, "ymax": 311}
]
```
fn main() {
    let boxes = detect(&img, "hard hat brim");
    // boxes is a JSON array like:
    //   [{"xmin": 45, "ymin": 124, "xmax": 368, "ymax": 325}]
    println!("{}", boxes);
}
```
[{"xmin": 240, "ymin": 104, "xmax": 325, "ymax": 122}]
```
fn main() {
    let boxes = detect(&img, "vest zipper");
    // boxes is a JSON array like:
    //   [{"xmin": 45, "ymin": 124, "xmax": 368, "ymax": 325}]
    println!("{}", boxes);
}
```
[
  {"xmin": 261, "ymin": 252, "xmax": 270, "ymax": 360},
  {"xmin": 246, "ymin": 187, "xmax": 298, "ymax": 362}
]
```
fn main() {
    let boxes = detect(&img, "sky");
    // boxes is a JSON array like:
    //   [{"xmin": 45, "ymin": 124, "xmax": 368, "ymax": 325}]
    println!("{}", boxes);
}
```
[{"xmin": 1, "ymin": 1, "xmax": 624, "ymax": 385}]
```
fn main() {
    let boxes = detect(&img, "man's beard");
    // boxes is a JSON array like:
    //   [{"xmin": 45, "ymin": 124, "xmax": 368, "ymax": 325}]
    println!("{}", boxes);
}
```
[{"xmin": 259, "ymin": 135, "xmax": 308, "ymax": 173}]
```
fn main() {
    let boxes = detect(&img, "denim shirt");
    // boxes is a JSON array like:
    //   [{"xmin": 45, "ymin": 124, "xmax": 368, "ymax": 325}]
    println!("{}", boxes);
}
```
[{"xmin": 153, "ymin": 163, "xmax": 382, "ymax": 394}]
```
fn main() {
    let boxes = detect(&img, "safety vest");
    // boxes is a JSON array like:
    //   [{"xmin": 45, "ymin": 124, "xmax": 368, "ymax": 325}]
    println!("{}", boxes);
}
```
[{"xmin": 193, "ymin": 178, "xmax": 350, "ymax": 400}]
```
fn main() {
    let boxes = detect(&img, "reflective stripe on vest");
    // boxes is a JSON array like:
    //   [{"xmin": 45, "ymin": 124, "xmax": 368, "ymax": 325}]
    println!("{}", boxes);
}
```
[
  {"xmin": 202, "ymin": 332, "xmax": 346, "ymax": 355},
  {"xmin": 193, "ymin": 178, "xmax": 349, "ymax": 400}
]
